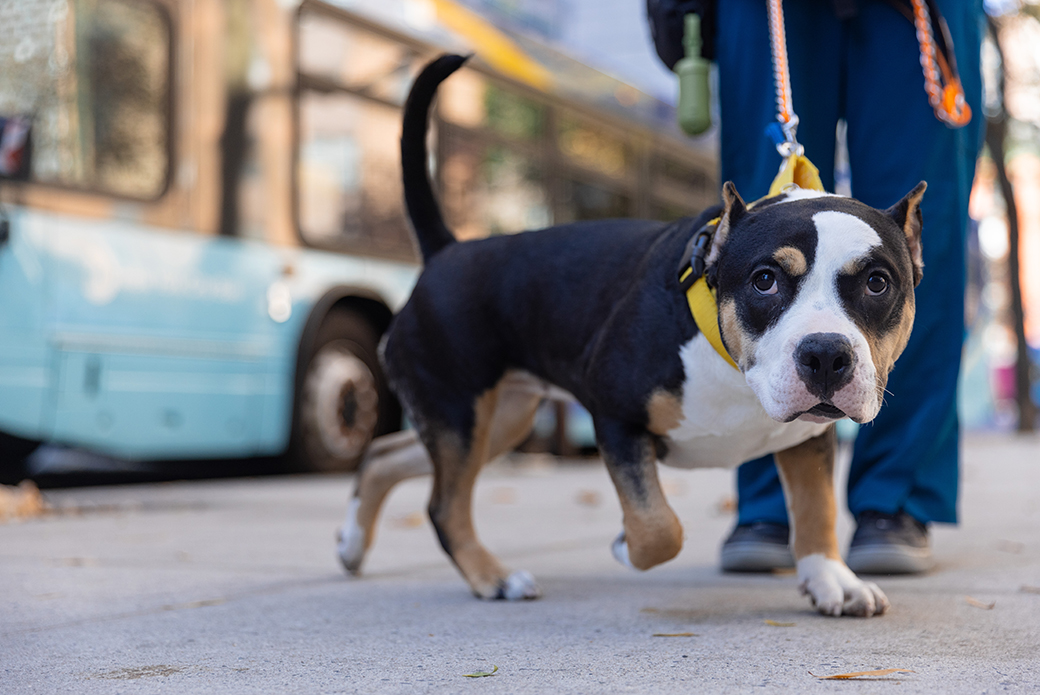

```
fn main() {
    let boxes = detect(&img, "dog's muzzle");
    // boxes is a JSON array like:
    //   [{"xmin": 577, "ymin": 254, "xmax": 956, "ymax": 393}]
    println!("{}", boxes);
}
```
[{"xmin": 794, "ymin": 333, "xmax": 857, "ymax": 402}]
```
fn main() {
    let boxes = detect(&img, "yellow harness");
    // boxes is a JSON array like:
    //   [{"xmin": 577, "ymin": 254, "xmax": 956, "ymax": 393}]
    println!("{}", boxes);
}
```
[{"xmin": 681, "ymin": 154, "xmax": 824, "ymax": 372}]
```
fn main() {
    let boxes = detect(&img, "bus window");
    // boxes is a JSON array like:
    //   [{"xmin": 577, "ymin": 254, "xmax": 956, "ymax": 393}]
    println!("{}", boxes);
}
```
[
  {"xmin": 559, "ymin": 179, "xmax": 632, "ymax": 222},
  {"xmin": 295, "ymin": 8, "xmax": 426, "ymax": 260},
  {"xmin": 438, "ymin": 69, "xmax": 546, "ymax": 143},
  {"xmin": 556, "ymin": 113, "xmax": 631, "ymax": 183},
  {"xmin": 649, "ymin": 151, "xmax": 717, "ymax": 217},
  {"xmin": 437, "ymin": 71, "xmax": 550, "ymax": 239},
  {"xmin": 297, "ymin": 90, "xmax": 415, "ymax": 259},
  {"xmin": 298, "ymin": 9, "xmax": 420, "ymax": 106},
  {"xmin": 0, "ymin": 0, "xmax": 170, "ymax": 199},
  {"xmin": 439, "ymin": 133, "xmax": 550, "ymax": 240}
]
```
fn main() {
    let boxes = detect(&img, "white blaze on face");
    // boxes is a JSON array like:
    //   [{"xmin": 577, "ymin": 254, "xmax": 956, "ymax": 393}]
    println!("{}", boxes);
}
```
[{"xmin": 744, "ymin": 210, "xmax": 883, "ymax": 423}]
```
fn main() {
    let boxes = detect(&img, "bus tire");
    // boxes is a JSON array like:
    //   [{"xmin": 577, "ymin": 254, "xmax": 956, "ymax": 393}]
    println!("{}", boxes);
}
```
[
  {"xmin": 0, "ymin": 432, "xmax": 38, "ymax": 484},
  {"xmin": 290, "ymin": 309, "xmax": 395, "ymax": 473}
]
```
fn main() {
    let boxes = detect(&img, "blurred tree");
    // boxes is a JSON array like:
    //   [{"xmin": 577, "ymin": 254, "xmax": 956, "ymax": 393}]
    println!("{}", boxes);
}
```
[{"xmin": 985, "ymin": 9, "xmax": 1037, "ymax": 432}]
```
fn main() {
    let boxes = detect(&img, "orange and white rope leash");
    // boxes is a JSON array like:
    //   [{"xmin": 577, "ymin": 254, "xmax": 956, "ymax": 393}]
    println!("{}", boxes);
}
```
[
  {"xmin": 766, "ymin": 0, "xmax": 802, "ymax": 156},
  {"xmin": 910, "ymin": 0, "xmax": 972, "ymax": 127},
  {"xmin": 766, "ymin": 0, "xmax": 970, "ymax": 137}
]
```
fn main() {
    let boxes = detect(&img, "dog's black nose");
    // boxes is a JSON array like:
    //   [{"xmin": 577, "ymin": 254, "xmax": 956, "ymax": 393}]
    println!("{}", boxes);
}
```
[{"xmin": 795, "ymin": 333, "xmax": 857, "ymax": 400}]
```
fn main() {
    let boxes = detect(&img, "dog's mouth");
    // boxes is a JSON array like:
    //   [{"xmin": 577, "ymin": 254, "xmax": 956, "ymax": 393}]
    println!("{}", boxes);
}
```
[{"xmin": 806, "ymin": 403, "xmax": 846, "ymax": 419}]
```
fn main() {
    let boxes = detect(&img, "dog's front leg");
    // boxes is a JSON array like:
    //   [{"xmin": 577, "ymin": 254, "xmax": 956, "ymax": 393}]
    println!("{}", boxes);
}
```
[
  {"xmin": 774, "ymin": 427, "xmax": 889, "ymax": 617},
  {"xmin": 597, "ymin": 419, "xmax": 683, "ymax": 571}
]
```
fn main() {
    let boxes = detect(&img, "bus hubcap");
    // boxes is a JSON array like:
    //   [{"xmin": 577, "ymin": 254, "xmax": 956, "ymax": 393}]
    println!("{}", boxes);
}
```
[{"xmin": 306, "ymin": 342, "xmax": 379, "ymax": 460}]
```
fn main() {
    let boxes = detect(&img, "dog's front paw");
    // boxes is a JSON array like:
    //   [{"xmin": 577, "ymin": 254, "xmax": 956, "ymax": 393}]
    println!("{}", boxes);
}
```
[
  {"xmin": 501, "ymin": 570, "xmax": 540, "ymax": 600},
  {"xmin": 473, "ymin": 571, "xmax": 541, "ymax": 600},
  {"xmin": 797, "ymin": 554, "xmax": 889, "ymax": 617},
  {"xmin": 611, "ymin": 532, "xmax": 634, "ymax": 569},
  {"xmin": 336, "ymin": 499, "xmax": 366, "ymax": 575}
]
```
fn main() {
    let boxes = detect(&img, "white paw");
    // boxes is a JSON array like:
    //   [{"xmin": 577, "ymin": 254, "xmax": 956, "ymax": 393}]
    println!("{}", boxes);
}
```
[
  {"xmin": 611, "ymin": 532, "xmax": 634, "ymax": 569},
  {"xmin": 336, "ymin": 498, "xmax": 366, "ymax": 575},
  {"xmin": 501, "ymin": 570, "xmax": 540, "ymax": 600},
  {"xmin": 797, "ymin": 554, "xmax": 889, "ymax": 617}
]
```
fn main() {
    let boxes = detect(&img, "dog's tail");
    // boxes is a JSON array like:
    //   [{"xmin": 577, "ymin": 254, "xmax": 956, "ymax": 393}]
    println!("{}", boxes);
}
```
[{"xmin": 402, "ymin": 54, "xmax": 469, "ymax": 263}]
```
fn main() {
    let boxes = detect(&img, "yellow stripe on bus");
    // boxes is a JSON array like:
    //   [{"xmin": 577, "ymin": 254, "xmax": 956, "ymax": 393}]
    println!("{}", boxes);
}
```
[{"xmin": 432, "ymin": 0, "xmax": 553, "ymax": 91}]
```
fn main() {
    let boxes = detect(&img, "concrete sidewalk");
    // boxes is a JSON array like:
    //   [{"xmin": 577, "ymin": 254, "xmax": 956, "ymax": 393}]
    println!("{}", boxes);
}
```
[{"xmin": 2, "ymin": 435, "xmax": 1039, "ymax": 694}]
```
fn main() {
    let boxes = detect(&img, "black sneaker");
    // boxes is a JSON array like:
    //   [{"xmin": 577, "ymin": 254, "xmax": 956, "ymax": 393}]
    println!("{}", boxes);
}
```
[
  {"xmin": 720, "ymin": 522, "xmax": 795, "ymax": 572},
  {"xmin": 846, "ymin": 510, "xmax": 933, "ymax": 575}
]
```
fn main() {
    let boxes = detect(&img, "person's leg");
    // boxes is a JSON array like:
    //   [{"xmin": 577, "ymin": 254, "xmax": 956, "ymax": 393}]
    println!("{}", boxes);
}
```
[
  {"xmin": 715, "ymin": 0, "xmax": 844, "ymax": 569},
  {"xmin": 842, "ymin": 0, "xmax": 983, "ymax": 571}
]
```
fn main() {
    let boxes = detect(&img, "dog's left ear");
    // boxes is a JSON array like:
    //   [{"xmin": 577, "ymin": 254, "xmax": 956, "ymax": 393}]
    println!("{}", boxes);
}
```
[
  {"xmin": 706, "ymin": 181, "xmax": 748, "ymax": 270},
  {"xmin": 885, "ymin": 181, "xmax": 926, "ymax": 287}
]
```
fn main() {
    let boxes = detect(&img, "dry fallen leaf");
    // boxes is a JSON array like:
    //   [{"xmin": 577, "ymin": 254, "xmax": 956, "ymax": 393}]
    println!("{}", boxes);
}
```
[
  {"xmin": 0, "ymin": 481, "xmax": 47, "ymax": 522},
  {"xmin": 964, "ymin": 596, "xmax": 996, "ymax": 610},
  {"xmin": 575, "ymin": 490, "xmax": 601, "ymax": 507},
  {"xmin": 715, "ymin": 495, "xmax": 737, "ymax": 515},
  {"xmin": 652, "ymin": 632, "xmax": 697, "ymax": 637},
  {"xmin": 162, "ymin": 598, "xmax": 226, "ymax": 611},
  {"xmin": 490, "ymin": 487, "xmax": 516, "ymax": 504},
  {"xmin": 764, "ymin": 620, "xmax": 796, "ymax": 627},
  {"xmin": 640, "ymin": 607, "xmax": 706, "ymax": 621},
  {"xmin": 996, "ymin": 539, "xmax": 1025, "ymax": 554},
  {"xmin": 1020, "ymin": 586, "xmax": 1040, "ymax": 595},
  {"xmin": 462, "ymin": 665, "xmax": 498, "ymax": 678},
  {"xmin": 392, "ymin": 512, "xmax": 425, "ymax": 528},
  {"xmin": 660, "ymin": 479, "xmax": 686, "ymax": 497},
  {"xmin": 811, "ymin": 668, "xmax": 914, "ymax": 680}
]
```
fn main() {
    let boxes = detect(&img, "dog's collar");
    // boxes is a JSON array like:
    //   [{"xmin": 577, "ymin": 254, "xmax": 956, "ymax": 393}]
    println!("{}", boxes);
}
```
[
  {"xmin": 682, "ymin": 267, "xmax": 740, "ymax": 371},
  {"xmin": 677, "ymin": 219, "xmax": 737, "ymax": 371}
]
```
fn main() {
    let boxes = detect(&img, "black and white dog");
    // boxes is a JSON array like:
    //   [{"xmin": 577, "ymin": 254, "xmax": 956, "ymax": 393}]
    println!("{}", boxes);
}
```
[{"xmin": 338, "ymin": 55, "xmax": 926, "ymax": 617}]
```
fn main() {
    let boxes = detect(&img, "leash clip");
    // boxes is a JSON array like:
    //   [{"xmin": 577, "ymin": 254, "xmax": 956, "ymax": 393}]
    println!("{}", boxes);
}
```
[
  {"xmin": 766, "ymin": 116, "xmax": 804, "ymax": 158},
  {"xmin": 678, "ymin": 224, "xmax": 715, "ymax": 291}
]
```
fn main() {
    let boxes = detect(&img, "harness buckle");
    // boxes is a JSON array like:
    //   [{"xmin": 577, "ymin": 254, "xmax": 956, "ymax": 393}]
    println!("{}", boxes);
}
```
[{"xmin": 678, "ymin": 223, "xmax": 715, "ymax": 291}]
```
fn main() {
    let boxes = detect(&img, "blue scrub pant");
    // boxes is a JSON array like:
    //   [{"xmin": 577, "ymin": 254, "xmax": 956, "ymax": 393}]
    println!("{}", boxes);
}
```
[{"xmin": 715, "ymin": 0, "xmax": 984, "ymax": 525}]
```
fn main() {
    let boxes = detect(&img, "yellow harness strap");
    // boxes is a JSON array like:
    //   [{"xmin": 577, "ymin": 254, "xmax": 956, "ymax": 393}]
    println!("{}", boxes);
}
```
[
  {"xmin": 685, "ymin": 274, "xmax": 739, "ymax": 370},
  {"xmin": 683, "ymin": 154, "xmax": 825, "ymax": 371},
  {"xmin": 768, "ymin": 154, "xmax": 823, "ymax": 197}
]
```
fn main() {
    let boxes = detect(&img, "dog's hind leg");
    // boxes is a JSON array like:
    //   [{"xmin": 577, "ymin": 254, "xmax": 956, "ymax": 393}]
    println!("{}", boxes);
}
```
[
  {"xmin": 597, "ymin": 418, "xmax": 684, "ymax": 571},
  {"xmin": 337, "ymin": 430, "xmax": 432, "ymax": 574},
  {"xmin": 425, "ymin": 381, "xmax": 544, "ymax": 600},
  {"xmin": 774, "ymin": 426, "xmax": 889, "ymax": 617},
  {"xmin": 337, "ymin": 375, "xmax": 545, "ymax": 576}
]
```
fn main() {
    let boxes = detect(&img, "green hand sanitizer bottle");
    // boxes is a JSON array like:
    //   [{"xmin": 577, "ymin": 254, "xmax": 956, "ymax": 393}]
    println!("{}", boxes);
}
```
[{"xmin": 676, "ymin": 13, "xmax": 711, "ymax": 136}]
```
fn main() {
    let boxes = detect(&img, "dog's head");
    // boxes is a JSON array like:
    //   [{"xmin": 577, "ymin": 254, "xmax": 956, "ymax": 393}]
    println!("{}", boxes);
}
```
[{"xmin": 707, "ymin": 182, "xmax": 926, "ymax": 424}]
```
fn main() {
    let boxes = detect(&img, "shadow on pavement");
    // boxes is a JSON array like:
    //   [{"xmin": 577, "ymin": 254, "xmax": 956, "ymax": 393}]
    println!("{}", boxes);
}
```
[{"xmin": 0, "ymin": 443, "xmax": 288, "ymax": 489}]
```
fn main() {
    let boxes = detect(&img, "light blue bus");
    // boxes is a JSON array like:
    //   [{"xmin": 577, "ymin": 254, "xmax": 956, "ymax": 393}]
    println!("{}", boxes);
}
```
[{"xmin": 0, "ymin": 0, "xmax": 716, "ymax": 472}]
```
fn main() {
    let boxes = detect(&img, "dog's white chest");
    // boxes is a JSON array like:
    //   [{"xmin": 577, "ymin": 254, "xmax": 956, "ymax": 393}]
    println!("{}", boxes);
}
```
[{"xmin": 660, "ymin": 336, "xmax": 828, "ymax": 469}]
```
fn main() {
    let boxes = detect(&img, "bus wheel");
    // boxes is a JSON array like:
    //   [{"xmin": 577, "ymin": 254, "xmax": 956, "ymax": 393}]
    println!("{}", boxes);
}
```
[
  {"xmin": 0, "ymin": 432, "xmax": 38, "ymax": 484},
  {"xmin": 292, "ymin": 310, "xmax": 390, "ymax": 473}
]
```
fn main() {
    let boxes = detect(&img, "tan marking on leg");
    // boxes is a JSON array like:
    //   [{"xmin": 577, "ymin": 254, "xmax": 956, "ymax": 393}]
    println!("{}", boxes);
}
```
[
  {"xmin": 426, "ymin": 377, "xmax": 543, "ymax": 599},
  {"xmin": 365, "ymin": 429, "xmax": 424, "ymax": 459},
  {"xmin": 646, "ymin": 390, "xmax": 684, "ymax": 436},
  {"xmin": 773, "ymin": 246, "xmax": 807, "ymax": 276},
  {"xmin": 351, "ymin": 374, "xmax": 541, "ymax": 577},
  {"xmin": 773, "ymin": 426, "xmax": 841, "ymax": 561},
  {"xmin": 350, "ymin": 431, "xmax": 432, "ymax": 562},
  {"xmin": 487, "ymin": 373, "xmax": 542, "ymax": 458},
  {"xmin": 605, "ymin": 440, "xmax": 683, "ymax": 570}
]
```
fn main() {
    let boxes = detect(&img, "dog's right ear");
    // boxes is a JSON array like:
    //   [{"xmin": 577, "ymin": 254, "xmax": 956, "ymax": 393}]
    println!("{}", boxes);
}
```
[{"xmin": 705, "ymin": 181, "xmax": 747, "ymax": 268}]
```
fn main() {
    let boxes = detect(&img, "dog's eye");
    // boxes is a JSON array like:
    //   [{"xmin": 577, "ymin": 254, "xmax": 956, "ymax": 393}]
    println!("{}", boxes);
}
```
[
  {"xmin": 865, "ymin": 273, "xmax": 889, "ymax": 296},
  {"xmin": 752, "ymin": 271, "xmax": 778, "ymax": 295}
]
